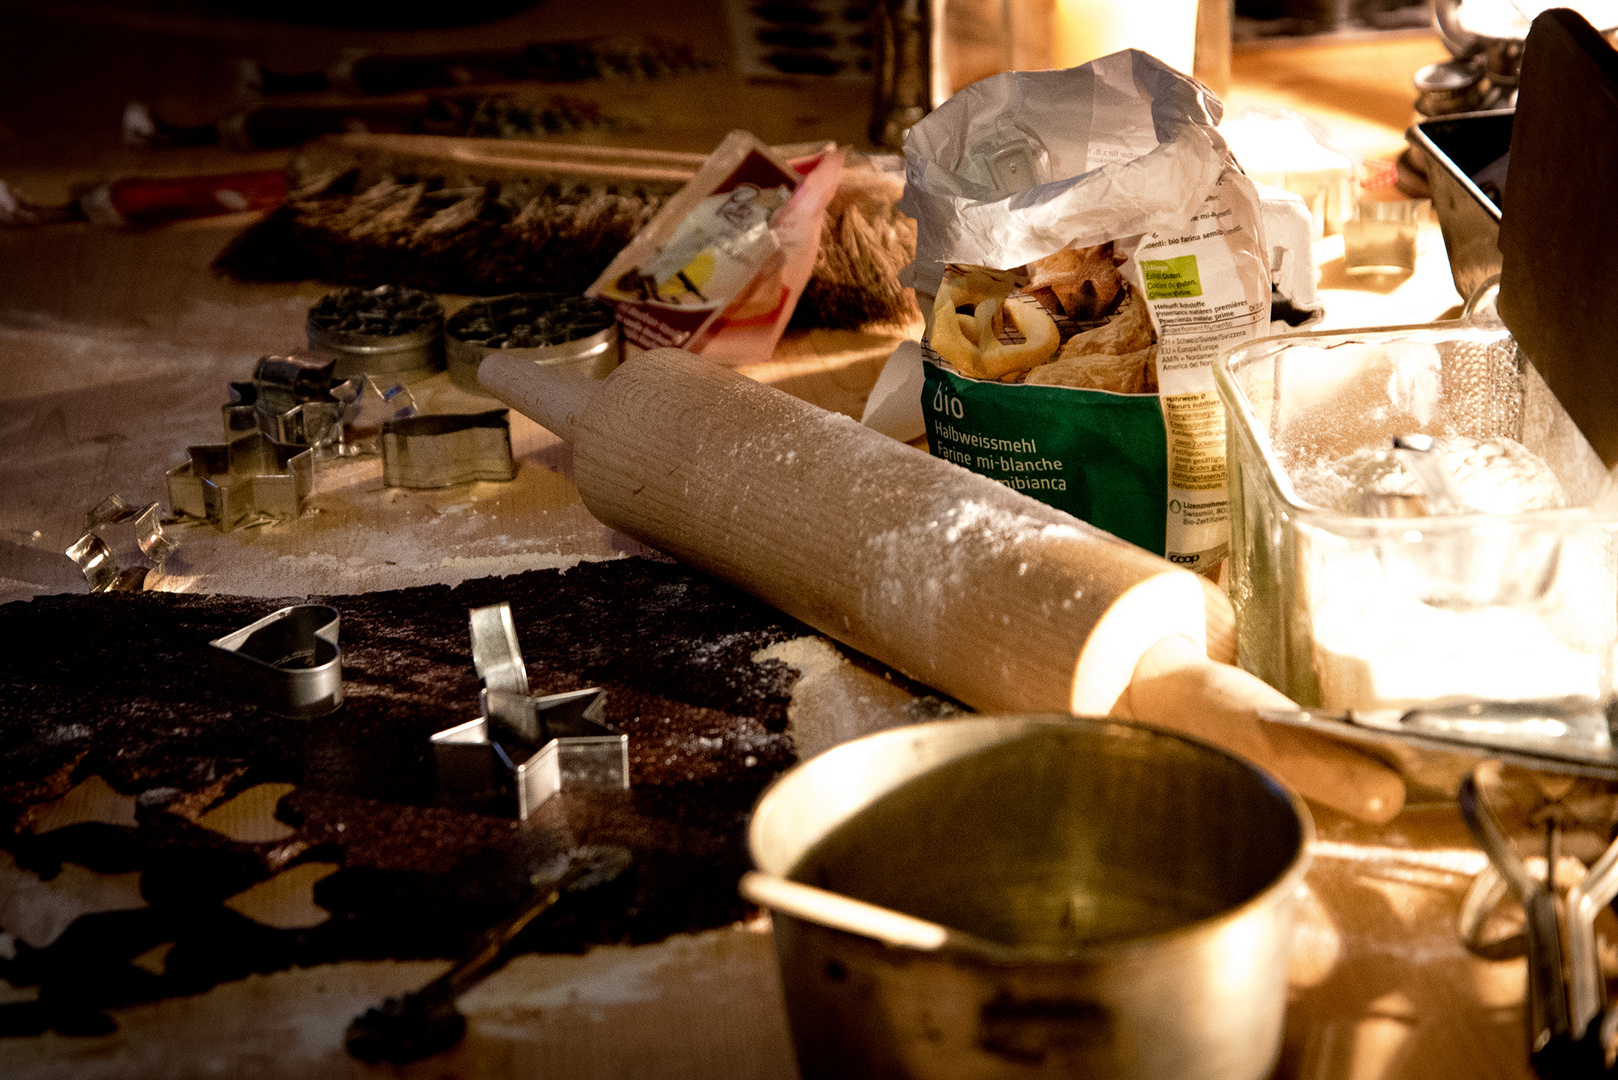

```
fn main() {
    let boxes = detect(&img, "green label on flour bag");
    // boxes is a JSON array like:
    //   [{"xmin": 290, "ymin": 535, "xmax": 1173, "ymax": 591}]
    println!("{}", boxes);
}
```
[
  {"xmin": 1141, "ymin": 255, "xmax": 1203, "ymax": 300},
  {"xmin": 923, "ymin": 360, "xmax": 1168, "ymax": 553}
]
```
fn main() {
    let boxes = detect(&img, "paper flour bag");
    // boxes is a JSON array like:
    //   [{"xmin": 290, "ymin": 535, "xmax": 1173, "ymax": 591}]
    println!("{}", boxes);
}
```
[{"xmin": 900, "ymin": 51, "xmax": 1269, "ymax": 571}]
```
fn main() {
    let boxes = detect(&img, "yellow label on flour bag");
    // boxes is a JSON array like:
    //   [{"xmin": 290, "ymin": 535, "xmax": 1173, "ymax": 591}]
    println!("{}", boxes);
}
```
[{"xmin": 1142, "ymin": 255, "xmax": 1204, "ymax": 300}]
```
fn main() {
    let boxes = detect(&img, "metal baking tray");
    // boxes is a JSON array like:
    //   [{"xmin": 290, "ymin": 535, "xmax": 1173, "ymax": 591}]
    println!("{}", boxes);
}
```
[{"xmin": 1409, "ymin": 108, "xmax": 1513, "ymax": 303}]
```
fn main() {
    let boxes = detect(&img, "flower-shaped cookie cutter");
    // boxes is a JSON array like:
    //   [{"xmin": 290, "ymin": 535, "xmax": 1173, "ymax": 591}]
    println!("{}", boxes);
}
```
[{"xmin": 65, "ymin": 494, "xmax": 178, "ymax": 592}]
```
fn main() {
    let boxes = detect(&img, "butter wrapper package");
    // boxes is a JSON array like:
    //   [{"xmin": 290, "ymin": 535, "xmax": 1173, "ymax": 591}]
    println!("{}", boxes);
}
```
[
  {"xmin": 590, "ymin": 130, "xmax": 842, "ymax": 367},
  {"xmin": 900, "ymin": 51, "xmax": 1270, "ymax": 569}
]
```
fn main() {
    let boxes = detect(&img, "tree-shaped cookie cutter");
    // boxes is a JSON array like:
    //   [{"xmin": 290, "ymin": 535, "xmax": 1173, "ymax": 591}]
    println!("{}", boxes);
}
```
[{"xmin": 224, "ymin": 353, "xmax": 361, "ymax": 456}]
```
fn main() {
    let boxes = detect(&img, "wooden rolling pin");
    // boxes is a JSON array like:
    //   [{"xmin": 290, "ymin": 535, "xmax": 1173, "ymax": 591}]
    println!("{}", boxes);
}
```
[{"xmin": 481, "ymin": 347, "xmax": 1404, "ymax": 823}]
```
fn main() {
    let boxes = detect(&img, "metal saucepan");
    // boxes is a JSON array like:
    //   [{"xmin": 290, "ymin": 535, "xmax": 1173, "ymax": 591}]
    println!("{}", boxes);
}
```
[{"xmin": 747, "ymin": 715, "xmax": 1313, "ymax": 1080}]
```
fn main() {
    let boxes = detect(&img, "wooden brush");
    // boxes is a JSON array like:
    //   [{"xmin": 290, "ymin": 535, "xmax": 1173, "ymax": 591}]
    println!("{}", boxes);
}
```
[{"xmin": 213, "ymin": 132, "xmax": 920, "ymax": 331}]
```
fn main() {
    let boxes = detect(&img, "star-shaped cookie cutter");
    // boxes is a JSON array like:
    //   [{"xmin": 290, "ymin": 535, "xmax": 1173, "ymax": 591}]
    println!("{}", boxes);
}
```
[
  {"xmin": 224, "ymin": 354, "xmax": 360, "ymax": 457},
  {"xmin": 166, "ymin": 431, "xmax": 313, "ymax": 532},
  {"xmin": 431, "ymin": 603, "xmax": 628, "ymax": 819}
]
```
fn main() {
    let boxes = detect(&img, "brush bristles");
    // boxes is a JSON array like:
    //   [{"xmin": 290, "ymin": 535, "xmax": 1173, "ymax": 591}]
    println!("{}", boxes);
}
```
[
  {"xmin": 791, "ymin": 184, "xmax": 919, "ymax": 331},
  {"xmin": 217, "ymin": 165, "xmax": 919, "ymax": 332},
  {"xmin": 217, "ymin": 171, "xmax": 663, "ymax": 297}
]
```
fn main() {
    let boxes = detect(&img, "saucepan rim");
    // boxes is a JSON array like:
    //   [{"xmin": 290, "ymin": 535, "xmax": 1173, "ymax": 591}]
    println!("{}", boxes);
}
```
[{"xmin": 747, "ymin": 712, "xmax": 1315, "ymax": 966}]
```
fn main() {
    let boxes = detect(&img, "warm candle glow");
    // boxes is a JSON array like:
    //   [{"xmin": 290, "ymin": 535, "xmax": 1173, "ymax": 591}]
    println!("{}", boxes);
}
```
[{"xmin": 1052, "ymin": 0, "xmax": 1200, "ymax": 74}]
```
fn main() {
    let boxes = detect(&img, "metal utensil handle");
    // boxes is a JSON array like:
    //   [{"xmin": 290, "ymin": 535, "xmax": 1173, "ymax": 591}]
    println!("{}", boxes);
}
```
[
  {"xmin": 1432, "ymin": 0, "xmax": 1485, "ymax": 58},
  {"xmin": 1458, "ymin": 772, "xmax": 1576, "ymax": 1073},
  {"xmin": 428, "ymin": 871, "xmax": 579, "ymax": 1001},
  {"xmin": 739, "ymin": 871, "xmax": 1019, "ymax": 963},
  {"xmin": 1563, "ymin": 829, "xmax": 1618, "ymax": 1042},
  {"xmin": 1459, "ymin": 772, "xmax": 1543, "ymax": 904},
  {"xmin": 423, "ymin": 844, "xmax": 631, "ymax": 1001}
]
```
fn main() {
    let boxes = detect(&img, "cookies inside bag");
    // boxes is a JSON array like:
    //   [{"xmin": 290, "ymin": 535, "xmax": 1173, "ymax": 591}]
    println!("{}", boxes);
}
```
[{"xmin": 930, "ymin": 242, "xmax": 1158, "ymax": 394}]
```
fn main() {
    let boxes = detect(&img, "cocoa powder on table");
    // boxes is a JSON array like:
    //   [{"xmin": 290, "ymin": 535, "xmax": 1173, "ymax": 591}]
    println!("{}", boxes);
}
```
[{"xmin": 0, "ymin": 557, "xmax": 808, "ymax": 1033}]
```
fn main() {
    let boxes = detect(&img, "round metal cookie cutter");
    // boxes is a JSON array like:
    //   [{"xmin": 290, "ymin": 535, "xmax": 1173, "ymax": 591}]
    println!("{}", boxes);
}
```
[
  {"xmin": 307, "ymin": 285, "xmax": 446, "ymax": 378},
  {"xmin": 445, "ymin": 293, "xmax": 619, "ymax": 395}
]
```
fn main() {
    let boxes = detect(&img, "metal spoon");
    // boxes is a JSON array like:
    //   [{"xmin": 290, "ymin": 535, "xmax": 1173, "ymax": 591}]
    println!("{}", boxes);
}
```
[
  {"xmin": 1392, "ymin": 433, "xmax": 1470, "ymax": 515},
  {"xmin": 346, "ymin": 845, "xmax": 633, "ymax": 1064}
]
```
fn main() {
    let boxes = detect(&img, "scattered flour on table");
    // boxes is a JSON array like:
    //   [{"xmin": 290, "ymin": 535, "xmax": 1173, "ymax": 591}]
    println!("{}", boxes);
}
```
[
  {"xmin": 0, "ymin": 852, "xmax": 147, "ymax": 949},
  {"xmin": 465, "ymin": 942, "xmax": 671, "ymax": 1013},
  {"xmin": 755, "ymin": 636, "xmax": 916, "ymax": 761},
  {"xmin": 859, "ymin": 496, "xmax": 1091, "ymax": 653},
  {"xmin": 437, "ymin": 552, "xmax": 590, "ymax": 576}
]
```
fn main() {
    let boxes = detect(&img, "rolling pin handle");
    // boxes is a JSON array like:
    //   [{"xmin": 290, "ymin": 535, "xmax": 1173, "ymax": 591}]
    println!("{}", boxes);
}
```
[
  {"xmin": 478, "ymin": 349, "xmax": 620, "ymax": 445},
  {"xmin": 1118, "ymin": 635, "xmax": 1406, "ymax": 824}
]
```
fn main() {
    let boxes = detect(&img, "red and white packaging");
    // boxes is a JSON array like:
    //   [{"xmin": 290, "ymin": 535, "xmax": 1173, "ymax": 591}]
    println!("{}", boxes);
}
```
[{"xmin": 588, "ymin": 130, "xmax": 843, "ymax": 367}]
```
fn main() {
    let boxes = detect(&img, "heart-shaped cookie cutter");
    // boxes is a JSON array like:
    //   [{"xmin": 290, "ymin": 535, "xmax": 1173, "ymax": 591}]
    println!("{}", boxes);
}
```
[{"xmin": 209, "ymin": 604, "xmax": 344, "ymax": 719}]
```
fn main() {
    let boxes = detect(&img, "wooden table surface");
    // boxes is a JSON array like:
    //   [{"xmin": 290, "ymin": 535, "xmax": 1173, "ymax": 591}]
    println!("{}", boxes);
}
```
[{"xmin": 0, "ymin": 5, "xmax": 1567, "ymax": 1078}]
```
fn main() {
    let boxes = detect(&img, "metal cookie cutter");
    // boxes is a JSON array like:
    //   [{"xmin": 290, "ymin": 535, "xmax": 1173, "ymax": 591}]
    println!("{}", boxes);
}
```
[
  {"xmin": 381, "ymin": 410, "xmax": 515, "ymax": 490},
  {"xmin": 333, "ymin": 375, "xmax": 419, "ymax": 459},
  {"xmin": 166, "ymin": 431, "xmax": 313, "ymax": 532},
  {"xmin": 432, "ymin": 602, "xmax": 628, "ymax": 818},
  {"xmin": 306, "ymin": 285, "xmax": 446, "ymax": 379},
  {"xmin": 209, "ymin": 604, "xmax": 344, "ymax": 718},
  {"xmin": 66, "ymin": 494, "xmax": 178, "ymax": 592},
  {"xmin": 225, "ymin": 354, "xmax": 361, "ymax": 457},
  {"xmin": 1459, "ymin": 763, "xmax": 1618, "ymax": 1077}
]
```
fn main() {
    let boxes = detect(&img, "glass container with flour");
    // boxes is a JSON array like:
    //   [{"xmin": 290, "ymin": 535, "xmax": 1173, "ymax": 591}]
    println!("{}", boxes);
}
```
[{"xmin": 1216, "ymin": 317, "xmax": 1618, "ymax": 737}]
